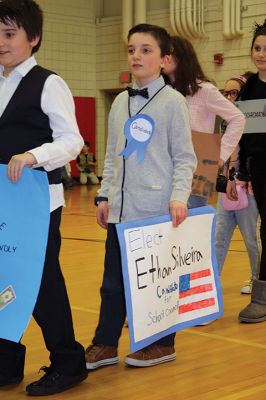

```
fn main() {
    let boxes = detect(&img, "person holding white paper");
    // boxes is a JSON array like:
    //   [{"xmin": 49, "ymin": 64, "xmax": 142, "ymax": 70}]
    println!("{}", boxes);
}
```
[
  {"xmin": 85, "ymin": 23, "xmax": 197, "ymax": 370},
  {"xmin": 229, "ymin": 20, "xmax": 266, "ymax": 323},
  {"xmin": 215, "ymin": 74, "xmax": 260, "ymax": 295}
]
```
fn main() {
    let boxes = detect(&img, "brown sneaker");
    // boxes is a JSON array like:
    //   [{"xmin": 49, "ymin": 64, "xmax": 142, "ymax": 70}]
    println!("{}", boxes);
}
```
[
  {"xmin": 124, "ymin": 344, "xmax": 176, "ymax": 367},
  {"xmin": 85, "ymin": 344, "xmax": 119, "ymax": 370}
]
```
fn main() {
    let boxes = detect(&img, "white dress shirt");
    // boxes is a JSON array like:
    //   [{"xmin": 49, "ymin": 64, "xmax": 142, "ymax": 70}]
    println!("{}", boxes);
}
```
[{"xmin": 0, "ymin": 56, "xmax": 84, "ymax": 211}]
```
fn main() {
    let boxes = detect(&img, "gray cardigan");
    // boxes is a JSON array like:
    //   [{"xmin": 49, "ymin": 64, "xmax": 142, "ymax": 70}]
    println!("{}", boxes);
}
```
[{"xmin": 99, "ymin": 76, "xmax": 197, "ymax": 223}]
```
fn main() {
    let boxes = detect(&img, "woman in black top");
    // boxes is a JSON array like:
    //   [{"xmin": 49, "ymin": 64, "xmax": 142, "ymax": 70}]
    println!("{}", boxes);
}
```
[{"xmin": 232, "ymin": 19, "xmax": 266, "ymax": 323}]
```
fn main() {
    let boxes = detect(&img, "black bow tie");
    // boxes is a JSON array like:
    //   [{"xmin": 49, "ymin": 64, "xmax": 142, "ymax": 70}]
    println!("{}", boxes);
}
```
[{"xmin": 126, "ymin": 86, "xmax": 149, "ymax": 99}]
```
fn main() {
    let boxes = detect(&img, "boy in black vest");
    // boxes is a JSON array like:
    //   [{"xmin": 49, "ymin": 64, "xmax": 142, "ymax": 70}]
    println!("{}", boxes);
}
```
[{"xmin": 0, "ymin": 0, "xmax": 87, "ymax": 396}]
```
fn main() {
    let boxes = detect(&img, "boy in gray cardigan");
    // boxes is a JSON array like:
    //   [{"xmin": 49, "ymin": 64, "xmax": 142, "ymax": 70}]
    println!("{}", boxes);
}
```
[{"xmin": 86, "ymin": 23, "xmax": 197, "ymax": 369}]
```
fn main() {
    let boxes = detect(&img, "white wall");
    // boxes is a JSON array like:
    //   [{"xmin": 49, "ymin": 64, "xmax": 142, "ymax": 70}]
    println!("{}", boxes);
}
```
[
  {"xmin": 198, "ymin": 0, "xmax": 266, "ymax": 83},
  {"xmin": 95, "ymin": 0, "xmax": 266, "ymax": 173},
  {"xmin": 31, "ymin": 1, "xmax": 266, "ymax": 174},
  {"xmin": 37, "ymin": 0, "xmax": 96, "ymax": 97}
]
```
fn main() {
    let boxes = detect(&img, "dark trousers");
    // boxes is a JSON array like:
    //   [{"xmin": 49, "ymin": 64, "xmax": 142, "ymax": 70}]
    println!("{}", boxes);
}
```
[
  {"xmin": 250, "ymin": 157, "xmax": 266, "ymax": 280},
  {"xmin": 0, "ymin": 207, "xmax": 86, "ymax": 377},
  {"xmin": 93, "ymin": 223, "xmax": 175, "ymax": 348}
]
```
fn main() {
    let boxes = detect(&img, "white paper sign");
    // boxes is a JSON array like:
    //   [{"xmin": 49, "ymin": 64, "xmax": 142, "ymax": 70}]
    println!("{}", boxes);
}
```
[
  {"xmin": 116, "ymin": 206, "xmax": 223, "ymax": 352},
  {"xmin": 235, "ymin": 99, "xmax": 266, "ymax": 134}
]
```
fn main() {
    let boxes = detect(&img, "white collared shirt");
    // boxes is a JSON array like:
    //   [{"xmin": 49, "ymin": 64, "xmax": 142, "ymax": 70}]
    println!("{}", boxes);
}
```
[{"xmin": 0, "ymin": 56, "xmax": 84, "ymax": 211}]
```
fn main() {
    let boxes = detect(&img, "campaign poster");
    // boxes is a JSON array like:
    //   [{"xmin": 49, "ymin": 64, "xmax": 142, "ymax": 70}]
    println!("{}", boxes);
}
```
[
  {"xmin": 116, "ymin": 206, "xmax": 223, "ymax": 352},
  {"xmin": 0, "ymin": 165, "xmax": 50, "ymax": 342}
]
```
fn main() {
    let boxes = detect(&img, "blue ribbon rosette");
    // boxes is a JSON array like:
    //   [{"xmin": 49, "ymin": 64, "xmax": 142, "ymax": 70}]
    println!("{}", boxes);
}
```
[{"xmin": 119, "ymin": 114, "xmax": 155, "ymax": 164}]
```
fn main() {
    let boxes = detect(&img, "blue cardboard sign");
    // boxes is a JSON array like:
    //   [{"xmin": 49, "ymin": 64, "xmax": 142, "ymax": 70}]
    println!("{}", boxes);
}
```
[{"xmin": 0, "ymin": 164, "xmax": 50, "ymax": 342}]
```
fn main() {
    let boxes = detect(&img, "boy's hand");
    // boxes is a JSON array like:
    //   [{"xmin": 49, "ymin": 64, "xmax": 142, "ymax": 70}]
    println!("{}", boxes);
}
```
[
  {"xmin": 96, "ymin": 201, "xmax": 108, "ymax": 229},
  {"xmin": 7, "ymin": 153, "xmax": 37, "ymax": 183},
  {"xmin": 169, "ymin": 201, "xmax": 188, "ymax": 228}
]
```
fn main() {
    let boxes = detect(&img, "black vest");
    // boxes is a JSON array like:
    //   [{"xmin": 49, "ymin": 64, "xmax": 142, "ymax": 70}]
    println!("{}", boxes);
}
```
[{"xmin": 0, "ymin": 65, "xmax": 61, "ymax": 184}]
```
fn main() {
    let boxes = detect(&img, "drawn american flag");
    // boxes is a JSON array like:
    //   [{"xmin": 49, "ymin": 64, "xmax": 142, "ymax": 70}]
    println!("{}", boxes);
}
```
[{"xmin": 178, "ymin": 268, "xmax": 215, "ymax": 314}]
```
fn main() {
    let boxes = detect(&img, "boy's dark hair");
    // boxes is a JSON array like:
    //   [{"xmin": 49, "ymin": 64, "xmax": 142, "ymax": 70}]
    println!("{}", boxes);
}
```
[
  {"xmin": 251, "ymin": 19, "xmax": 266, "ymax": 50},
  {"xmin": 163, "ymin": 36, "xmax": 210, "ymax": 97},
  {"xmin": 0, "ymin": 0, "xmax": 43, "ymax": 53},
  {"xmin": 84, "ymin": 140, "xmax": 90, "ymax": 147},
  {"xmin": 127, "ymin": 23, "xmax": 171, "ymax": 56}
]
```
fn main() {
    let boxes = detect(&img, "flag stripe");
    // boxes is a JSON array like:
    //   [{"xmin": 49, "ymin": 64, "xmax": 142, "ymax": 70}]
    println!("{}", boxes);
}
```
[
  {"xmin": 190, "ymin": 269, "xmax": 211, "ymax": 280},
  {"xmin": 179, "ymin": 298, "xmax": 215, "ymax": 314},
  {"xmin": 179, "ymin": 291, "xmax": 216, "ymax": 306},
  {"xmin": 179, "ymin": 283, "xmax": 213, "ymax": 298}
]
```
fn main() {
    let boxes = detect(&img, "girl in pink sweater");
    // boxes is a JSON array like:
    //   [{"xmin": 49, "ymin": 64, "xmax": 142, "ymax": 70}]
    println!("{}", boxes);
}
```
[{"xmin": 163, "ymin": 36, "xmax": 245, "ymax": 208}]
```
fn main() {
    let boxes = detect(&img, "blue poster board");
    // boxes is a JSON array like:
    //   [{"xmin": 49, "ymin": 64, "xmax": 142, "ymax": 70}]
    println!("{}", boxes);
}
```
[
  {"xmin": 116, "ymin": 206, "xmax": 223, "ymax": 352},
  {"xmin": 0, "ymin": 164, "xmax": 50, "ymax": 342}
]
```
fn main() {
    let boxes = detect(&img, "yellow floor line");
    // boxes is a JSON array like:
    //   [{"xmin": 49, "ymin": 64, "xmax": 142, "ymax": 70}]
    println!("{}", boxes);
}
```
[
  {"xmin": 181, "ymin": 328, "xmax": 266, "ymax": 350},
  {"xmin": 217, "ymin": 383, "xmax": 266, "ymax": 400},
  {"xmin": 72, "ymin": 306, "xmax": 266, "ymax": 350},
  {"xmin": 72, "ymin": 306, "xmax": 99, "ymax": 315}
]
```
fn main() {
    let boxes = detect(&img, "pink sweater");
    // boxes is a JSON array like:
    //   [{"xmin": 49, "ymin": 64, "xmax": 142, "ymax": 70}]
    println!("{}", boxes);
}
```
[{"xmin": 186, "ymin": 81, "xmax": 245, "ymax": 162}]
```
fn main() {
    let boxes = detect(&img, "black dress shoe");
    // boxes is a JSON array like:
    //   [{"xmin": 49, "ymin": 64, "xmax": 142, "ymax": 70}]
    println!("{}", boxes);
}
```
[
  {"xmin": 0, "ymin": 373, "xmax": 24, "ymax": 387},
  {"xmin": 25, "ymin": 366, "xmax": 88, "ymax": 396}
]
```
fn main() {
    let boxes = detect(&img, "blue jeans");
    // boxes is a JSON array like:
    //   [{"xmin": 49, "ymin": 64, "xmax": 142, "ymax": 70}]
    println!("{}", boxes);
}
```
[
  {"xmin": 215, "ymin": 192, "xmax": 260, "ymax": 277},
  {"xmin": 93, "ymin": 223, "xmax": 175, "ymax": 348}
]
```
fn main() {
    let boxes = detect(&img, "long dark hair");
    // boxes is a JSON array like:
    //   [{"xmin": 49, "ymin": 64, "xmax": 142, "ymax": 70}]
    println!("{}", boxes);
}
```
[{"xmin": 164, "ymin": 36, "xmax": 210, "ymax": 96}]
